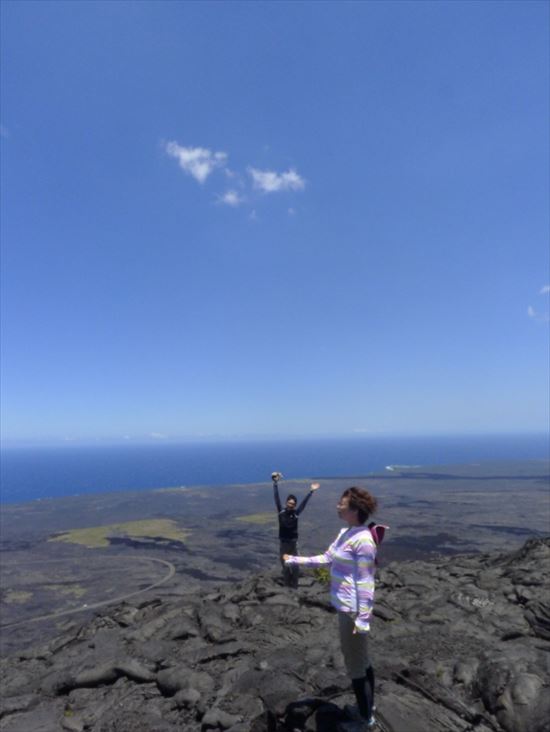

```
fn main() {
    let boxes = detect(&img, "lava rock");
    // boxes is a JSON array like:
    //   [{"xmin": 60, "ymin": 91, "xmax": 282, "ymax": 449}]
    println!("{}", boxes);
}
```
[{"xmin": 1, "ymin": 537, "xmax": 548, "ymax": 732}]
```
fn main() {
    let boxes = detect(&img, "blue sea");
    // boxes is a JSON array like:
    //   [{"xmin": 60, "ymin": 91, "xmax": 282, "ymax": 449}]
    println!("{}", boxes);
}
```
[{"xmin": 0, "ymin": 434, "xmax": 548, "ymax": 505}]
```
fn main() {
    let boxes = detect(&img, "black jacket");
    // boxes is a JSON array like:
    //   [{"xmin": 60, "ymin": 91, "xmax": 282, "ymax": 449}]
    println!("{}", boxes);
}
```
[{"xmin": 273, "ymin": 483, "xmax": 314, "ymax": 541}]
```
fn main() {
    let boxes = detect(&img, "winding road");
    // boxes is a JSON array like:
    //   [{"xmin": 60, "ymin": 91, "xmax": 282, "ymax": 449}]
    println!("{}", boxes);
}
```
[{"xmin": 1, "ymin": 556, "xmax": 176, "ymax": 629}]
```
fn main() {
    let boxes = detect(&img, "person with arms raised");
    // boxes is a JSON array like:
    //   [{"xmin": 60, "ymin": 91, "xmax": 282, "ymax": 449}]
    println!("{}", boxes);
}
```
[{"xmin": 272, "ymin": 471, "xmax": 320, "ymax": 588}]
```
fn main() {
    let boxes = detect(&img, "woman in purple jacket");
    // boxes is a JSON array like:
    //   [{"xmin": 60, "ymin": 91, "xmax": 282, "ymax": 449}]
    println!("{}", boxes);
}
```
[{"xmin": 284, "ymin": 486, "xmax": 380, "ymax": 730}]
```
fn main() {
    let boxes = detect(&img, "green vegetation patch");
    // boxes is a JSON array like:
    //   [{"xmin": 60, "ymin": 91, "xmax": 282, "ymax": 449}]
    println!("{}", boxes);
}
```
[
  {"xmin": 47, "ymin": 584, "xmax": 87, "ymax": 598},
  {"xmin": 49, "ymin": 519, "xmax": 191, "ymax": 548},
  {"xmin": 155, "ymin": 487, "xmax": 210, "ymax": 498},
  {"xmin": 313, "ymin": 567, "xmax": 331, "ymax": 585},
  {"xmin": 4, "ymin": 591, "xmax": 33, "ymax": 604},
  {"xmin": 235, "ymin": 512, "xmax": 276, "ymax": 525}
]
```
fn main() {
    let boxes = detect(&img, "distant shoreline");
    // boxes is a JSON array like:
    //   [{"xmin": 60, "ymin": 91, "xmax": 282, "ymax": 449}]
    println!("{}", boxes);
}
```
[
  {"xmin": 385, "ymin": 464, "xmax": 422, "ymax": 471},
  {"xmin": 1, "ymin": 457, "xmax": 548, "ymax": 509},
  {"xmin": 1, "ymin": 433, "xmax": 548, "ymax": 505}
]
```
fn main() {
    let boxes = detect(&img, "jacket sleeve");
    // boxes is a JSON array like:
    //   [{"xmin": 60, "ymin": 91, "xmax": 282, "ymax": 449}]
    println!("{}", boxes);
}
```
[
  {"xmin": 295, "ymin": 489, "xmax": 314, "ymax": 515},
  {"xmin": 273, "ymin": 482, "xmax": 282, "ymax": 512},
  {"xmin": 352, "ymin": 532, "xmax": 377, "ymax": 633},
  {"xmin": 285, "ymin": 532, "xmax": 340, "ymax": 567}
]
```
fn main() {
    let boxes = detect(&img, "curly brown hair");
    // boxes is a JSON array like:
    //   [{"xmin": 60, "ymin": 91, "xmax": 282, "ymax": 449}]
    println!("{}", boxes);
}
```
[{"xmin": 341, "ymin": 486, "xmax": 377, "ymax": 524}]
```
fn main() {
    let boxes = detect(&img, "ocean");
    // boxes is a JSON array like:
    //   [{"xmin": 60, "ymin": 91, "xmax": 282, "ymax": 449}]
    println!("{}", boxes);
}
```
[{"xmin": 0, "ymin": 433, "xmax": 548, "ymax": 505}]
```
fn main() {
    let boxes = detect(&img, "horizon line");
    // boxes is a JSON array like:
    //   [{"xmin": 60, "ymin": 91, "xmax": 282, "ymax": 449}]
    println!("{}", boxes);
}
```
[{"xmin": 1, "ymin": 430, "xmax": 548, "ymax": 450}]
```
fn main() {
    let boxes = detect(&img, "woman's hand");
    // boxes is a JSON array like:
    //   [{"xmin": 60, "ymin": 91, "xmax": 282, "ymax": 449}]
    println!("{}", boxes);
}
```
[
  {"xmin": 310, "ymin": 483, "xmax": 320, "ymax": 492},
  {"xmin": 283, "ymin": 554, "xmax": 291, "ymax": 562}
]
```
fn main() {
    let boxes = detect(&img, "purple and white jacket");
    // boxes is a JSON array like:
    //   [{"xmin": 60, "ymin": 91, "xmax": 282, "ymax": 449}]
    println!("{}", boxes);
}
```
[{"xmin": 285, "ymin": 526, "xmax": 377, "ymax": 633}]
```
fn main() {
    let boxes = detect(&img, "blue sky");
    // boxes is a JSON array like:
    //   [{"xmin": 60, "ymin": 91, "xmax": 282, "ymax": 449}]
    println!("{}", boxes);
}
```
[{"xmin": 1, "ymin": 0, "xmax": 548, "ymax": 444}]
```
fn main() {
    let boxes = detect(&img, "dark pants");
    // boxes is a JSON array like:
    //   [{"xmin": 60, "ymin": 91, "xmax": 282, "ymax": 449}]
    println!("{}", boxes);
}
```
[
  {"xmin": 340, "ymin": 612, "xmax": 374, "ymax": 720},
  {"xmin": 279, "ymin": 540, "xmax": 299, "ymax": 588}
]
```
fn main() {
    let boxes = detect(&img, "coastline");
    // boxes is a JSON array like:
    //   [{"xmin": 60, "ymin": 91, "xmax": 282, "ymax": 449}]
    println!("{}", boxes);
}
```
[{"xmin": 1, "ymin": 432, "xmax": 548, "ymax": 505}]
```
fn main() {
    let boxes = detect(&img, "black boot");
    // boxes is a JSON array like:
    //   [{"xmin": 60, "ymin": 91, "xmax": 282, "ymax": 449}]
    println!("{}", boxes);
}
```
[
  {"xmin": 351, "ymin": 676, "xmax": 373, "ymax": 721},
  {"xmin": 365, "ymin": 665, "xmax": 375, "ymax": 709}
]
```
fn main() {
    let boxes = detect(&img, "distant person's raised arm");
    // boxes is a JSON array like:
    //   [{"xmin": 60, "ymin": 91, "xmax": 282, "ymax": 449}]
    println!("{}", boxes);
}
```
[
  {"xmin": 296, "ymin": 482, "xmax": 320, "ymax": 515},
  {"xmin": 272, "ymin": 472, "xmax": 283, "ymax": 512}
]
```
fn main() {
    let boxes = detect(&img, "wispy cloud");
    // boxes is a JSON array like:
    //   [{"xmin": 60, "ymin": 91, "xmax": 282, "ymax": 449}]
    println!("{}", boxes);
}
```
[
  {"xmin": 150, "ymin": 431, "xmax": 167, "ymax": 439},
  {"xmin": 248, "ymin": 167, "xmax": 305, "ymax": 193},
  {"xmin": 165, "ymin": 140, "xmax": 306, "ymax": 214},
  {"xmin": 218, "ymin": 190, "xmax": 245, "ymax": 207},
  {"xmin": 165, "ymin": 142, "xmax": 227, "ymax": 184},
  {"xmin": 528, "ymin": 305, "xmax": 550, "ymax": 323},
  {"xmin": 527, "ymin": 285, "xmax": 550, "ymax": 322}
]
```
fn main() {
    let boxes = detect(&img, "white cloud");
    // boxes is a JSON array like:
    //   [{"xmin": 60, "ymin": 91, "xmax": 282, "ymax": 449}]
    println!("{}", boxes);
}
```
[
  {"xmin": 528, "ymin": 305, "xmax": 550, "ymax": 323},
  {"xmin": 163, "ymin": 141, "xmax": 307, "ymax": 214},
  {"xmin": 165, "ymin": 141, "xmax": 227, "ymax": 184},
  {"xmin": 527, "ymin": 286, "xmax": 550, "ymax": 322},
  {"xmin": 248, "ymin": 167, "xmax": 305, "ymax": 193},
  {"xmin": 150, "ymin": 432, "xmax": 167, "ymax": 439},
  {"xmin": 219, "ymin": 190, "xmax": 245, "ymax": 207}
]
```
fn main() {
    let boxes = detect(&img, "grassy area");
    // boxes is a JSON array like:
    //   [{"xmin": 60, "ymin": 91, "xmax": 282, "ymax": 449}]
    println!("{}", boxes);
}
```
[
  {"xmin": 235, "ymin": 512, "xmax": 276, "ymax": 525},
  {"xmin": 3, "ymin": 591, "xmax": 33, "ymax": 604},
  {"xmin": 154, "ymin": 487, "xmax": 210, "ymax": 498},
  {"xmin": 47, "ymin": 584, "xmax": 87, "ymax": 598},
  {"xmin": 48, "ymin": 519, "xmax": 191, "ymax": 548}
]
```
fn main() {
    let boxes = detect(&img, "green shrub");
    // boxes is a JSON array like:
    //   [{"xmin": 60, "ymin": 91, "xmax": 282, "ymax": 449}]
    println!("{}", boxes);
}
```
[{"xmin": 313, "ymin": 567, "xmax": 330, "ymax": 585}]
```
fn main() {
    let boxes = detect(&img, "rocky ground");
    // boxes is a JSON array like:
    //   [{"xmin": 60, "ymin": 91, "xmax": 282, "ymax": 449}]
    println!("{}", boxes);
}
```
[{"xmin": 1, "ymin": 537, "xmax": 548, "ymax": 732}]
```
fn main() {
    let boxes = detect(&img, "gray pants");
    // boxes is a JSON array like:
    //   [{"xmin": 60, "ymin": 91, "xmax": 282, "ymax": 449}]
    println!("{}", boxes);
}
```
[
  {"xmin": 338, "ymin": 611, "xmax": 370, "ymax": 678},
  {"xmin": 279, "ymin": 540, "xmax": 299, "ymax": 588}
]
